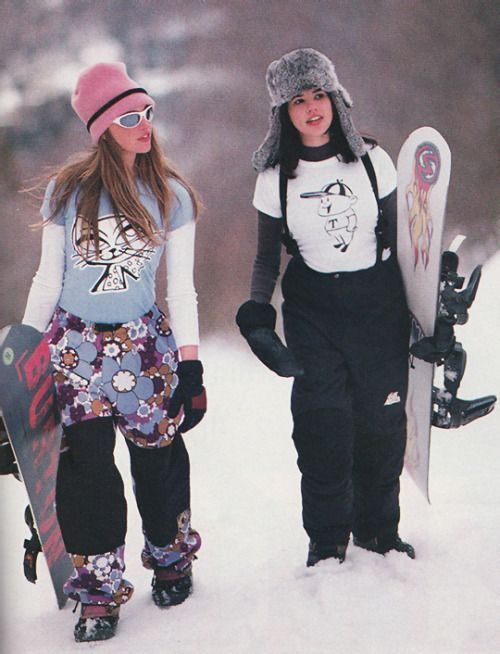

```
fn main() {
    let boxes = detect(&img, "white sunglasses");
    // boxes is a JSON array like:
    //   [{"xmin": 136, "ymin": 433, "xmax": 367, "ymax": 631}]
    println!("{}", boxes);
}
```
[{"xmin": 112, "ymin": 105, "xmax": 154, "ymax": 128}]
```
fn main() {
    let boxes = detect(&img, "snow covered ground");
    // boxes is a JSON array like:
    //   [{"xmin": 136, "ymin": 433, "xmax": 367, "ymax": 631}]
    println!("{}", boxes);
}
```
[{"xmin": 1, "ymin": 253, "xmax": 498, "ymax": 654}]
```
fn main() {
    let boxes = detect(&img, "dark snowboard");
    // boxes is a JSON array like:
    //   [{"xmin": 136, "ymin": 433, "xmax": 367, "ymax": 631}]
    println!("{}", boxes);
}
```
[{"xmin": 0, "ymin": 324, "xmax": 72, "ymax": 609}]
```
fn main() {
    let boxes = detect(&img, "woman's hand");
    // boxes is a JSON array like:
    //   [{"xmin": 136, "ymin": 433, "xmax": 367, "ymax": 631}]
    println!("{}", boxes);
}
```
[
  {"xmin": 236, "ymin": 300, "xmax": 304, "ymax": 378},
  {"xmin": 168, "ymin": 360, "xmax": 207, "ymax": 433}
]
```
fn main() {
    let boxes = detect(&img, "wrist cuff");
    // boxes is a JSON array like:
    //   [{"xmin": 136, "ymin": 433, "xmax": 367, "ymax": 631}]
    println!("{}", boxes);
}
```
[{"xmin": 236, "ymin": 300, "xmax": 277, "ymax": 337}]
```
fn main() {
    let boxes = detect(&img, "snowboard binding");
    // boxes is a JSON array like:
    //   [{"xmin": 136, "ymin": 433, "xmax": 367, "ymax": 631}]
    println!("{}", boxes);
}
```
[
  {"xmin": 0, "ymin": 416, "xmax": 43, "ymax": 583},
  {"xmin": 431, "ymin": 341, "xmax": 496, "ymax": 428},
  {"xmin": 23, "ymin": 505, "xmax": 42, "ymax": 584},
  {"xmin": 410, "ymin": 249, "xmax": 496, "ymax": 428}
]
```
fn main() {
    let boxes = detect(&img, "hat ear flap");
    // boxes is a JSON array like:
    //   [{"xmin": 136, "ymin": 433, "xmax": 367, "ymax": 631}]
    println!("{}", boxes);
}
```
[
  {"xmin": 333, "ymin": 84, "xmax": 353, "ymax": 109},
  {"xmin": 330, "ymin": 91, "xmax": 367, "ymax": 159},
  {"xmin": 252, "ymin": 106, "xmax": 282, "ymax": 172}
]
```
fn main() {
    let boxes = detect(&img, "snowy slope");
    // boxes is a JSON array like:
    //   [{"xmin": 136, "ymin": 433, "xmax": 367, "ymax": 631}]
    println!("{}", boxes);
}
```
[{"xmin": 1, "ymin": 253, "xmax": 498, "ymax": 654}]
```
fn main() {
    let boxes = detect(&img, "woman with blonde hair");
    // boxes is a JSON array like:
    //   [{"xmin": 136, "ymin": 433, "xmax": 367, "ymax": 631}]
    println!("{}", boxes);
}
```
[{"xmin": 22, "ymin": 62, "xmax": 206, "ymax": 642}]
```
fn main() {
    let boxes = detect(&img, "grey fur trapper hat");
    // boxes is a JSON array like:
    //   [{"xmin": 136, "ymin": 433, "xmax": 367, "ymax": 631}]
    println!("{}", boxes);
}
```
[{"xmin": 252, "ymin": 48, "xmax": 366, "ymax": 172}]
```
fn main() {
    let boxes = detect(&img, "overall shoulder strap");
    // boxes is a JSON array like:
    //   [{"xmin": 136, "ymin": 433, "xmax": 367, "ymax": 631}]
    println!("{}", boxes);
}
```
[
  {"xmin": 361, "ymin": 152, "xmax": 384, "ymax": 261},
  {"xmin": 361, "ymin": 152, "xmax": 380, "ymax": 207},
  {"xmin": 279, "ymin": 168, "xmax": 288, "ymax": 220},
  {"xmin": 279, "ymin": 169, "xmax": 300, "ymax": 257}
]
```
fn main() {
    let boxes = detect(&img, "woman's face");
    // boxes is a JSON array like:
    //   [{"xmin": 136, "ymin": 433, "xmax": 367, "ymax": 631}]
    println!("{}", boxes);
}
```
[
  {"xmin": 288, "ymin": 88, "xmax": 333, "ymax": 147},
  {"xmin": 107, "ymin": 104, "xmax": 153, "ymax": 167}
]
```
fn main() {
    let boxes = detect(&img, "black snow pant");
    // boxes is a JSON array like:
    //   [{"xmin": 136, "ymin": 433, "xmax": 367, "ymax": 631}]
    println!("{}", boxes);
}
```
[
  {"xmin": 282, "ymin": 255, "xmax": 410, "ymax": 547},
  {"xmin": 56, "ymin": 416, "xmax": 191, "ymax": 554}
]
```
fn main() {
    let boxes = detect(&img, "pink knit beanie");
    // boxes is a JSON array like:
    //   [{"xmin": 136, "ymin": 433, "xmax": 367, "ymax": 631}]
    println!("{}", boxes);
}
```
[{"xmin": 71, "ymin": 62, "xmax": 155, "ymax": 144}]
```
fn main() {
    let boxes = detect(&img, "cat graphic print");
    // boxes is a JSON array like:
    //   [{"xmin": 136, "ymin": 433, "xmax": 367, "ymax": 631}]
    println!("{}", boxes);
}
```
[
  {"xmin": 301, "ymin": 180, "xmax": 358, "ymax": 252},
  {"xmin": 72, "ymin": 214, "xmax": 155, "ymax": 293}
]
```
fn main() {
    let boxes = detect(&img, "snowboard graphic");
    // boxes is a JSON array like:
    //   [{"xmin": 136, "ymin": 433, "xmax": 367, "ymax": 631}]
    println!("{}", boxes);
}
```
[
  {"xmin": 397, "ymin": 127, "xmax": 451, "ymax": 500},
  {"xmin": 0, "ymin": 324, "xmax": 71, "ymax": 608},
  {"xmin": 397, "ymin": 127, "xmax": 496, "ymax": 501}
]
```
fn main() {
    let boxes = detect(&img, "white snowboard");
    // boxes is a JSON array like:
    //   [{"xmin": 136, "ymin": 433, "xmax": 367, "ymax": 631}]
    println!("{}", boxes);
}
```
[{"xmin": 397, "ymin": 127, "xmax": 451, "ymax": 501}]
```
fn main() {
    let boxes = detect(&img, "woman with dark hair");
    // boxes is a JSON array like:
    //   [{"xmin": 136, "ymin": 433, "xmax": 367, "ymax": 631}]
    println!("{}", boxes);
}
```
[
  {"xmin": 22, "ymin": 62, "xmax": 205, "ymax": 641},
  {"xmin": 237, "ymin": 48, "xmax": 414, "ymax": 568}
]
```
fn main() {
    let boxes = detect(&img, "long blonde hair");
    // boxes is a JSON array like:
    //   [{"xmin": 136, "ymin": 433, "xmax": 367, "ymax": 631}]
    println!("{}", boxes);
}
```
[{"xmin": 45, "ymin": 130, "xmax": 201, "ymax": 256}]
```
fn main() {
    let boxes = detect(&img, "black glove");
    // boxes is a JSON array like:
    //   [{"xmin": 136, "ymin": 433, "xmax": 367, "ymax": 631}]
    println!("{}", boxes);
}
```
[
  {"xmin": 236, "ymin": 300, "xmax": 304, "ymax": 378},
  {"xmin": 168, "ymin": 360, "xmax": 207, "ymax": 433}
]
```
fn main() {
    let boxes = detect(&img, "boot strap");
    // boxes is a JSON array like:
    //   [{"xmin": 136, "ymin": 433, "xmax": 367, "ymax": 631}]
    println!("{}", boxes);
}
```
[{"xmin": 81, "ymin": 604, "xmax": 120, "ymax": 619}]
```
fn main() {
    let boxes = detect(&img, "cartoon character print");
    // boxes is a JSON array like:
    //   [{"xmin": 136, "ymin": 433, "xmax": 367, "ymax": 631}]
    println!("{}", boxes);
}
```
[
  {"xmin": 72, "ymin": 213, "xmax": 155, "ymax": 293},
  {"xmin": 301, "ymin": 180, "xmax": 358, "ymax": 252}
]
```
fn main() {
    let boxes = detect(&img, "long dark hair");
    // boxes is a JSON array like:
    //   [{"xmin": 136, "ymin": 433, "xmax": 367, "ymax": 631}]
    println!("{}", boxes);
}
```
[{"xmin": 278, "ymin": 93, "xmax": 376, "ymax": 178}]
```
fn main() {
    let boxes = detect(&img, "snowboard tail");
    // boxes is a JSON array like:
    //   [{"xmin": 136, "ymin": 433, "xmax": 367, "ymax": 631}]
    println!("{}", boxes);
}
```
[{"xmin": 0, "ymin": 324, "xmax": 72, "ymax": 609}]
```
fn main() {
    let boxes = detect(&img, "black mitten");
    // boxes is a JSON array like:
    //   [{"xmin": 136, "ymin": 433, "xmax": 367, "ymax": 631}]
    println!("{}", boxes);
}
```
[
  {"xmin": 236, "ymin": 300, "xmax": 304, "ymax": 378},
  {"xmin": 168, "ymin": 360, "xmax": 207, "ymax": 433}
]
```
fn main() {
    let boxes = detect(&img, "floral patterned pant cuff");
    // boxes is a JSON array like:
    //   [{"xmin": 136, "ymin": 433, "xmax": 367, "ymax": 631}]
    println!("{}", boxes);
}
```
[
  {"xmin": 141, "ymin": 516, "xmax": 202, "ymax": 574},
  {"xmin": 64, "ymin": 522, "xmax": 201, "ymax": 605},
  {"xmin": 64, "ymin": 545, "xmax": 133, "ymax": 607}
]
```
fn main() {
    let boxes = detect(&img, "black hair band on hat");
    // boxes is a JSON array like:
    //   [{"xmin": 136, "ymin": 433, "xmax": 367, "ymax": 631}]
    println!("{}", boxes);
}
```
[{"xmin": 86, "ymin": 87, "xmax": 148, "ymax": 131}]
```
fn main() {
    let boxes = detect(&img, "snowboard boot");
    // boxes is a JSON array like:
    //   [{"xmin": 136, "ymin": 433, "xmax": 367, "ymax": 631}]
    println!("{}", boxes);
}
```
[
  {"xmin": 74, "ymin": 604, "xmax": 120, "ymax": 642},
  {"xmin": 353, "ymin": 535, "xmax": 415, "ymax": 559},
  {"xmin": 306, "ymin": 541, "xmax": 347, "ymax": 567},
  {"xmin": 151, "ymin": 563, "xmax": 193, "ymax": 608}
]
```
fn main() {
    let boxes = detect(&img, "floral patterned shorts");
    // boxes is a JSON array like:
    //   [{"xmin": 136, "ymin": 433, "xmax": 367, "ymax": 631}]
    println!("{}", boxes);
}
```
[{"xmin": 46, "ymin": 305, "xmax": 181, "ymax": 448}]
